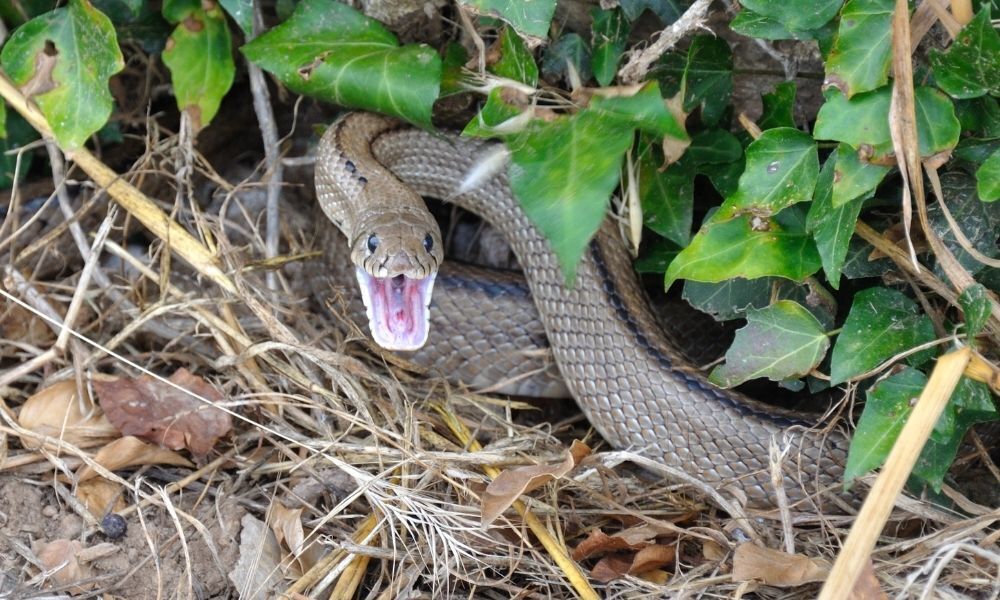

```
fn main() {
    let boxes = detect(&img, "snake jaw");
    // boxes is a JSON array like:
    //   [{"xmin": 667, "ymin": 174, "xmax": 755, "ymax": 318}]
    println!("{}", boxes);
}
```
[{"xmin": 355, "ymin": 267, "xmax": 436, "ymax": 351}]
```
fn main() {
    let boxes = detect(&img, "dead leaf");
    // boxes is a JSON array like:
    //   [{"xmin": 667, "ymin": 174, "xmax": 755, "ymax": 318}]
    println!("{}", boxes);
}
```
[
  {"xmin": 229, "ymin": 514, "xmax": 284, "ymax": 600},
  {"xmin": 93, "ymin": 368, "xmax": 231, "ymax": 455},
  {"xmin": 269, "ymin": 503, "xmax": 324, "ymax": 576},
  {"xmin": 1, "ymin": 303, "xmax": 54, "ymax": 351},
  {"xmin": 77, "ymin": 436, "xmax": 192, "ymax": 483},
  {"xmin": 76, "ymin": 478, "xmax": 126, "ymax": 520},
  {"xmin": 850, "ymin": 559, "xmax": 888, "ymax": 600},
  {"xmin": 572, "ymin": 522, "xmax": 670, "ymax": 561},
  {"xmin": 629, "ymin": 544, "xmax": 677, "ymax": 575},
  {"xmin": 732, "ymin": 543, "xmax": 830, "ymax": 587},
  {"xmin": 34, "ymin": 539, "xmax": 94, "ymax": 593},
  {"xmin": 661, "ymin": 93, "xmax": 691, "ymax": 167},
  {"xmin": 591, "ymin": 553, "xmax": 634, "ymax": 583},
  {"xmin": 481, "ymin": 441, "xmax": 591, "ymax": 526},
  {"xmin": 17, "ymin": 380, "xmax": 118, "ymax": 449}
]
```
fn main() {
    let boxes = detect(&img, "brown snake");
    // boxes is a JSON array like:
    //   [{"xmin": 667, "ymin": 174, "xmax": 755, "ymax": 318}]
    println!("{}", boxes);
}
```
[{"xmin": 316, "ymin": 113, "xmax": 852, "ymax": 509}]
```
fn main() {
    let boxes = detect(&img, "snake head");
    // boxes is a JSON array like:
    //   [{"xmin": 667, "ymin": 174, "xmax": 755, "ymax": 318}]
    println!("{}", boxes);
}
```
[{"xmin": 350, "ymin": 213, "xmax": 443, "ymax": 351}]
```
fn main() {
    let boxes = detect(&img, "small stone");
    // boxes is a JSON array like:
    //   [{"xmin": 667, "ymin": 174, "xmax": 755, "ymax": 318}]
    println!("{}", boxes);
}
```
[
  {"xmin": 101, "ymin": 513, "xmax": 127, "ymax": 539},
  {"xmin": 41, "ymin": 505, "xmax": 57, "ymax": 518}
]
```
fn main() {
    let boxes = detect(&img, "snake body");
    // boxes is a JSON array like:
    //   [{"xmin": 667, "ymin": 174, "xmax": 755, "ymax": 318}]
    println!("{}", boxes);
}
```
[{"xmin": 316, "ymin": 113, "xmax": 852, "ymax": 508}]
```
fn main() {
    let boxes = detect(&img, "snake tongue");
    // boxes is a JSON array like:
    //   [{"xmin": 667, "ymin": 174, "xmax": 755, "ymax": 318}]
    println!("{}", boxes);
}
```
[{"xmin": 356, "ymin": 267, "xmax": 435, "ymax": 351}]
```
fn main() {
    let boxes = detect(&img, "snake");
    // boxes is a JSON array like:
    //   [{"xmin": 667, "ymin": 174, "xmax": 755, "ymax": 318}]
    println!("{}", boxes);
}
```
[{"xmin": 315, "ymin": 112, "xmax": 852, "ymax": 509}]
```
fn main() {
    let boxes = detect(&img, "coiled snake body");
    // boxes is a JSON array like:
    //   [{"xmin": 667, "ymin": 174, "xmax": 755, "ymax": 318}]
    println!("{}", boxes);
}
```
[{"xmin": 316, "ymin": 113, "xmax": 851, "ymax": 508}]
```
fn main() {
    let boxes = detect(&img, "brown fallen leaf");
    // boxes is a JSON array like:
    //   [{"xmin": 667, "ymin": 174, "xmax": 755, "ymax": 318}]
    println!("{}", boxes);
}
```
[
  {"xmin": 732, "ymin": 542, "xmax": 830, "ymax": 587},
  {"xmin": 93, "ymin": 368, "xmax": 231, "ymax": 455},
  {"xmin": 591, "ymin": 553, "xmax": 634, "ymax": 584},
  {"xmin": 481, "ymin": 440, "xmax": 591, "ymax": 526},
  {"xmin": 34, "ymin": 539, "xmax": 94, "ymax": 594},
  {"xmin": 629, "ymin": 543, "xmax": 677, "ymax": 575},
  {"xmin": 76, "ymin": 478, "xmax": 126, "ymax": 520},
  {"xmin": 17, "ymin": 380, "xmax": 118, "ymax": 449},
  {"xmin": 77, "ymin": 436, "xmax": 193, "ymax": 483},
  {"xmin": 850, "ymin": 559, "xmax": 888, "ymax": 600},
  {"xmin": 573, "ymin": 529, "xmax": 648, "ymax": 561},
  {"xmin": 1, "ymin": 303, "xmax": 54, "ymax": 352},
  {"xmin": 269, "ymin": 503, "xmax": 324, "ymax": 576}
]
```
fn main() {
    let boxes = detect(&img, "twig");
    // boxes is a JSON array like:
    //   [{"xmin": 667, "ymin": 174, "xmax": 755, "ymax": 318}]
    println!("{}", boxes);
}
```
[
  {"xmin": 817, "ymin": 347, "xmax": 971, "ymax": 599},
  {"xmin": 247, "ymin": 1, "xmax": 285, "ymax": 292},
  {"xmin": 617, "ymin": 0, "xmax": 712, "ymax": 84}
]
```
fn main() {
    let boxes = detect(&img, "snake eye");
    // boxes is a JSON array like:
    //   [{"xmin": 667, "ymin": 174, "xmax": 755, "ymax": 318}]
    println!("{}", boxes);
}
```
[
  {"xmin": 423, "ymin": 234, "xmax": 434, "ymax": 252},
  {"xmin": 366, "ymin": 234, "xmax": 379, "ymax": 253}
]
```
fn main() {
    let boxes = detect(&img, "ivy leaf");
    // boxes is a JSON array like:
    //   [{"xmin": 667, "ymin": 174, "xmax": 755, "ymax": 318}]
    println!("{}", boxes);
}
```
[
  {"xmin": 618, "ymin": 0, "xmax": 682, "ymax": 23},
  {"xmin": 0, "ymin": 111, "xmax": 40, "ymax": 188},
  {"xmin": 490, "ymin": 27, "xmax": 537, "ymax": 86},
  {"xmin": 639, "ymin": 143, "xmax": 693, "ymax": 246},
  {"xmin": 928, "ymin": 172, "xmax": 1000, "ymax": 275},
  {"xmin": 686, "ymin": 128, "xmax": 742, "ymax": 165},
  {"xmin": 655, "ymin": 35, "xmax": 732, "ymax": 126},
  {"xmin": 634, "ymin": 238, "xmax": 680, "ymax": 273},
  {"xmin": 829, "ymin": 287, "xmax": 936, "ymax": 385},
  {"xmin": 591, "ymin": 7, "xmax": 628, "ymax": 87},
  {"xmin": 727, "ymin": 128, "xmax": 819, "ymax": 214},
  {"xmin": 461, "ymin": 87, "xmax": 523, "ymax": 137},
  {"xmin": 698, "ymin": 157, "xmax": 744, "ymax": 197},
  {"xmin": 807, "ymin": 148, "xmax": 865, "ymax": 289},
  {"xmin": 739, "ymin": 0, "xmax": 843, "ymax": 32},
  {"xmin": 956, "ymin": 96, "xmax": 1000, "ymax": 138},
  {"xmin": 709, "ymin": 300, "xmax": 829, "ymax": 387},
  {"xmin": 759, "ymin": 81, "xmax": 796, "ymax": 129},
  {"xmin": 831, "ymin": 143, "xmax": 889, "ymax": 207},
  {"xmin": 683, "ymin": 277, "xmax": 772, "ymax": 320},
  {"xmin": 507, "ymin": 110, "xmax": 634, "ymax": 282},
  {"xmin": 664, "ymin": 205, "xmax": 821, "ymax": 288},
  {"xmin": 0, "ymin": 0, "xmax": 124, "ymax": 149},
  {"xmin": 824, "ymin": 0, "xmax": 893, "ymax": 97},
  {"xmin": 731, "ymin": 8, "xmax": 832, "ymax": 44},
  {"xmin": 0, "ymin": 100, "xmax": 5, "ymax": 139},
  {"xmin": 162, "ymin": 0, "xmax": 235, "ymax": 131},
  {"xmin": 218, "ymin": 0, "xmax": 252, "ymax": 35},
  {"xmin": 241, "ymin": 0, "xmax": 441, "ymax": 127},
  {"xmin": 815, "ymin": 86, "xmax": 960, "ymax": 158},
  {"xmin": 913, "ymin": 377, "xmax": 998, "ymax": 490},
  {"xmin": 959, "ymin": 283, "xmax": 992, "ymax": 337},
  {"xmin": 588, "ymin": 81, "xmax": 687, "ymax": 140},
  {"xmin": 459, "ymin": 0, "xmax": 556, "ymax": 41},
  {"xmin": 976, "ymin": 146, "xmax": 1000, "ymax": 201},
  {"xmin": 541, "ymin": 32, "xmax": 591, "ymax": 84},
  {"xmin": 929, "ymin": 6, "xmax": 1000, "ymax": 99},
  {"xmin": 845, "ymin": 367, "xmax": 926, "ymax": 485}
]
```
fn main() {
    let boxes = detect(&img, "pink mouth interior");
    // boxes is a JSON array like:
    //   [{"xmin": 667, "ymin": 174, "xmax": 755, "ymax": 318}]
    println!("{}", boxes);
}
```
[{"xmin": 356, "ymin": 268, "xmax": 435, "ymax": 351}]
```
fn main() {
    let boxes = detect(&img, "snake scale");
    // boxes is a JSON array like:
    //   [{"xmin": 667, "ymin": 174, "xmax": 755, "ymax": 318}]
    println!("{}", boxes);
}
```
[{"xmin": 315, "ymin": 113, "xmax": 852, "ymax": 508}]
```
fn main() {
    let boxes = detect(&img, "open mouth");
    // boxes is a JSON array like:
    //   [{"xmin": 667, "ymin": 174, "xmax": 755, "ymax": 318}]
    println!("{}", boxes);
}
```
[{"xmin": 355, "ymin": 267, "xmax": 436, "ymax": 351}]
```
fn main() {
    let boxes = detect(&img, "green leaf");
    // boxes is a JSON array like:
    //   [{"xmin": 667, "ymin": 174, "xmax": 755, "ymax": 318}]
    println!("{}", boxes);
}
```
[
  {"xmin": 163, "ymin": 0, "xmax": 235, "ymax": 130},
  {"xmin": 491, "ymin": 27, "xmax": 537, "ymax": 86},
  {"xmin": 459, "ymin": 0, "xmax": 556, "ymax": 40},
  {"xmin": 0, "ymin": 0, "xmax": 124, "ymax": 149},
  {"xmin": 440, "ymin": 42, "xmax": 470, "ymax": 97},
  {"xmin": 929, "ymin": 6, "xmax": 1000, "ymax": 99},
  {"xmin": 954, "ymin": 137, "xmax": 1000, "ymax": 166},
  {"xmin": 507, "ymin": 110, "xmax": 634, "ymax": 282},
  {"xmin": 740, "ymin": 0, "xmax": 843, "ymax": 31},
  {"xmin": 710, "ymin": 300, "xmax": 829, "ymax": 387},
  {"xmin": 955, "ymin": 96, "xmax": 1000, "ymax": 138},
  {"xmin": 698, "ymin": 158, "xmax": 744, "ymax": 197},
  {"xmin": 959, "ymin": 283, "xmax": 992, "ymax": 337},
  {"xmin": 928, "ymin": 171, "xmax": 1000, "ymax": 274},
  {"xmin": 664, "ymin": 205, "xmax": 821, "ymax": 287},
  {"xmin": 241, "ymin": 0, "xmax": 441, "ymax": 127},
  {"xmin": 841, "ymin": 235, "xmax": 893, "ymax": 279},
  {"xmin": 541, "ymin": 32, "xmax": 591, "ymax": 84},
  {"xmin": 588, "ymin": 81, "xmax": 687, "ymax": 139},
  {"xmin": 683, "ymin": 277, "xmax": 772, "ymax": 320},
  {"xmin": 759, "ymin": 81, "xmax": 796, "ymax": 129},
  {"xmin": 461, "ymin": 87, "xmax": 524, "ymax": 137},
  {"xmin": 656, "ymin": 35, "xmax": 732, "ymax": 126},
  {"xmin": 618, "ymin": 0, "xmax": 682, "ymax": 23},
  {"xmin": 845, "ymin": 367, "xmax": 927, "ymax": 484},
  {"xmin": 0, "ymin": 111, "xmax": 40, "ymax": 188},
  {"xmin": 913, "ymin": 377, "xmax": 999, "ymax": 490},
  {"xmin": 634, "ymin": 237, "xmax": 680, "ymax": 273},
  {"xmin": 591, "ymin": 7, "xmax": 628, "ymax": 87},
  {"xmin": 686, "ymin": 129, "xmax": 742, "ymax": 165},
  {"xmin": 0, "ymin": 100, "xmax": 5, "ymax": 139},
  {"xmin": 807, "ymin": 148, "xmax": 865, "ymax": 288},
  {"xmin": 831, "ymin": 143, "xmax": 889, "ymax": 207},
  {"xmin": 815, "ymin": 86, "xmax": 961, "ymax": 157},
  {"xmin": 727, "ymin": 128, "xmax": 819, "ymax": 214},
  {"xmin": 218, "ymin": 0, "xmax": 252, "ymax": 35},
  {"xmin": 639, "ymin": 143, "xmax": 693, "ymax": 246},
  {"xmin": 824, "ymin": 0, "xmax": 893, "ymax": 97},
  {"xmin": 976, "ymin": 147, "xmax": 1000, "ymax": 201},
  {"xmin": 829, "ymin": 287, "xmax": 936, "ymax": 385}
]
